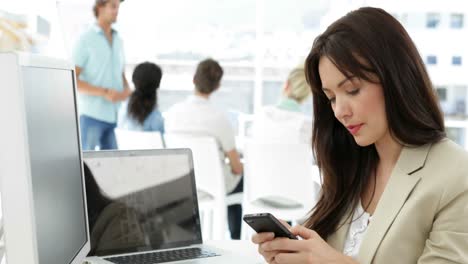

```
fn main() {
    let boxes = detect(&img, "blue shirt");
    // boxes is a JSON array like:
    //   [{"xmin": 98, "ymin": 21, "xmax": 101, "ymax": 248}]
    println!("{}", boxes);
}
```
[
  {"xmin": 117, "ymin": 100, "xmax": 165, "ymax": 133},
  {"xmin": 72, "ymin": 24, "xmax": 125, "ymax": 123}
]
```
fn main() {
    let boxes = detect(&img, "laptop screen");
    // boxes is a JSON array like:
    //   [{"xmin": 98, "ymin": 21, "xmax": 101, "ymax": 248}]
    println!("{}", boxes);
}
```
[{"xmin": 83, "ymin": 149, "xmax": 202, "ymax": 257}]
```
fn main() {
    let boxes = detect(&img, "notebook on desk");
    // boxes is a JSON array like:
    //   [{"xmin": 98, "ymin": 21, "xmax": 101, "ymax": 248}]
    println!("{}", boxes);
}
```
[{"xmin": 82, "ymin": 149, "xmax": 249, "ymax": 264}]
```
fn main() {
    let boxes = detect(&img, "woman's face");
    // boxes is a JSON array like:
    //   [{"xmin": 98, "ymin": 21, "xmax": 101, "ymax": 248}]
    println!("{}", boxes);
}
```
[{"xmin": 318, "ymin": 56, "xmax": 389, "ymax": 147}]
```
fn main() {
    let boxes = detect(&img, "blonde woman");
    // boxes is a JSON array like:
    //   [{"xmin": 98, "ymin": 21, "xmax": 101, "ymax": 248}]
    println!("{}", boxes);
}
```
[{"xmin": 251, "ymin": 66, "xmax": 312, "ymax": 144}]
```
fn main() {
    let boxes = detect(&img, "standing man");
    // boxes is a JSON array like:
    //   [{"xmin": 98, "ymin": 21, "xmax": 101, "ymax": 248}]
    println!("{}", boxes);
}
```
[{"xmin": 73, "ymin": 0, "xmax": 131, "ymax": 150}]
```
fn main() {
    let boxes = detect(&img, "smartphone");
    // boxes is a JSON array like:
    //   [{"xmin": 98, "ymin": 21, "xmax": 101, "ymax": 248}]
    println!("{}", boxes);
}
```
[{"xmin": 243, "ymin": 213, "xmax": 297, "ymax": 239}]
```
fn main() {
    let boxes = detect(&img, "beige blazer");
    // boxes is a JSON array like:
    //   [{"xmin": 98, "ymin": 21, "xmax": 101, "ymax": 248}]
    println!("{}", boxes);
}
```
[{"xmin": 327, "ymin": 139, "xmax": 468, "ymax": 263}]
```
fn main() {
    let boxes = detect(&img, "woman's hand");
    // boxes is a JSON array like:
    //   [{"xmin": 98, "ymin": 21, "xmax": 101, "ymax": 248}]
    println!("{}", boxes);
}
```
[
  {"xmin": 252, "ymin": 220, "xmax": 292, "ymax": 263},
  {"xmin": 258, "ymin": 225, "xmax": 357, "ymax": 264}
]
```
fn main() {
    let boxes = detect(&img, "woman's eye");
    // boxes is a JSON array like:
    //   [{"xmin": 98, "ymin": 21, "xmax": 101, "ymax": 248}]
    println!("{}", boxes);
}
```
[
  {"xmin": 328, "ymin": 97, "xmax": 336, "ymax": 104},
  {"xmin": 348, "ymin": 89, "xmax": 360, "ymax": 95}
]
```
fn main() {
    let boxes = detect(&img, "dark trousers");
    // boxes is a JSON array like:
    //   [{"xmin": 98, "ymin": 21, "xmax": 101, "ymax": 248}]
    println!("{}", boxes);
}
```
[{"xmin": 227, "ymin": 177, "xmax": 243, "ymax": 239}]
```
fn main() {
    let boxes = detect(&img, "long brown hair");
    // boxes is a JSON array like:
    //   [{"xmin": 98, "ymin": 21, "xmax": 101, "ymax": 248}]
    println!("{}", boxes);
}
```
[{"xmin": 303, "ymin": 7, "xmax": 445, "ymax": 239}]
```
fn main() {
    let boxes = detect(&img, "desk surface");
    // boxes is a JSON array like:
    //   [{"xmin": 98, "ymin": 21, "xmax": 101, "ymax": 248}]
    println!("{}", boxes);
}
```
[{"xmin": 206, "ymin": 239, "xmax": 262, "ymax": 262}]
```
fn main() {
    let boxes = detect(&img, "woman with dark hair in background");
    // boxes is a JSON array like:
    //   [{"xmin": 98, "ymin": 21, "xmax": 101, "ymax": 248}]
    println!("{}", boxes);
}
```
[
  {"xmin": 252, "ymin": 7, "xmax": 468, "ymax": 264},
  {"xmin": 118, "ymin": 62, "xmax": 165, "ymax": 133}
]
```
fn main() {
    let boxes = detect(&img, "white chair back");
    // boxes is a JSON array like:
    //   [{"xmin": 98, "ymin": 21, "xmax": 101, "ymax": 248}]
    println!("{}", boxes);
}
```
[
  {"xmin": 114, "ymin": 128, "xmax": 164, "ymax": 150},
  {"xmin": 164, "ymin": 133, "xmax": 227, "ymax": 240},
  {"xmin": 242, "ymin": 140, "xmax": 321, "ymax": 238}
]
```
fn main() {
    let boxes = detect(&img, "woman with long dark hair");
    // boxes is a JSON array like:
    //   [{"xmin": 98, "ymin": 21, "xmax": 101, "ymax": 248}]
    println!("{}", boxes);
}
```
[
  {"xmin": 117, "ymin": 62, "xmax": 164, "ymax": 132},
  {"xmin": 252, "ymin": 7, "xmax": 468, "ymax": 264}
]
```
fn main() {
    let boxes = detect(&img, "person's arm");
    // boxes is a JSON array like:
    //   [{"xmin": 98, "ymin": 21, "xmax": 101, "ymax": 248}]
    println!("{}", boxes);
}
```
[
  {"xmin": 217, "ymin": 114, "xmax": 242, "ymax": 175},
  {"xmin": 75, "ymin": 66, "xmax": 108, "ymax": 97},
  {"xmin": 416, "ymin": 180, "xmax": 468, "ymax": 263},
  {"xmin": 102, "ymin": 72, "xmax": 132, "ymax": 102},
  {"xmin": 115, "ymin": 72, "xmax": 132, "ymax": 101},
  {"xmin": 226, "ymin": 149, "xmax": 243, "ymax": 175}
]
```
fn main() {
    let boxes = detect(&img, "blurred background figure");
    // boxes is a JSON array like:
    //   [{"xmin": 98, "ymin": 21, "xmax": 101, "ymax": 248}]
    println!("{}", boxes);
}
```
[
  {"xmin": 118, "ymin": 62, "xmax": 165, "ymax": 133},
  {"xmin": 251, "ymin": 65, "xmax": 312, "ymax": 144},
  {"xmin": 0, "ymin": 11, "xmax": 33, "ymax": 52},
  {"xmin": 73, "ymin": 0, "xmax": 131, "ymax": 151},
  {"xmin": 165, "ymin": 58, "xmax": 244, "ymax": 239},
  {"xmin": 0, "ymin": 10, "xmax": 51, "ymax": 53}
]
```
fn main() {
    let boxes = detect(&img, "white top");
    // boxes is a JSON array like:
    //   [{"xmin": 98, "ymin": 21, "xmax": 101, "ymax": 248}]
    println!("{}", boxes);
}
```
[
  {"xmin": 164, "ymin": 95, "xmax": 240, "ymax": 192},
  {"xmin": 343, "ymin": 201, "xmax": 372, "ymax": 259},
  {"xmin": 165, "ymin": 95, "xmax": 236, "ymax": 151},
  {"xmin": 251, "ymin": 105, "xmax": 312, "ymax": 144}
]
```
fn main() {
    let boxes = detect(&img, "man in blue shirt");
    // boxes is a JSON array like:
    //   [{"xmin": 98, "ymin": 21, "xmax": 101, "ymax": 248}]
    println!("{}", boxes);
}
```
[{"xmin": 73, "ymin": 0, "xmax": 130, "ymax": 150}]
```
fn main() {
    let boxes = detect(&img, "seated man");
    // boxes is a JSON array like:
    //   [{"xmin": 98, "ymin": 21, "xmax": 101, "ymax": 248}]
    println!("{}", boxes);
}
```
[{"xmin": 165, "ymin": 58, "xmax": 243, "ymax": 239}]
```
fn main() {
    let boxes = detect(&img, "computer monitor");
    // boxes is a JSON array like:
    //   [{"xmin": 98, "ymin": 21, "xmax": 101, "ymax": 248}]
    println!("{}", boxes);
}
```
[{"xmin": 0, "ymin": 52, "xmax": 90, "ymax": 264}]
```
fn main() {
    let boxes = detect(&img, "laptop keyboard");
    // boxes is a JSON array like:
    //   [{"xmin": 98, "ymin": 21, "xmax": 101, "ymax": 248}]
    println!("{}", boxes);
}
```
[{"xmin": 104, "ymin": 247, "xmax": 220, "ymax": 264}]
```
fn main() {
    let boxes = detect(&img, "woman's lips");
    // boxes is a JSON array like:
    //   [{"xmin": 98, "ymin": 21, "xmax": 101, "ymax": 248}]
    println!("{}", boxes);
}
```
[{"xmin": 347, "ymin": 124, "xmax": 363, "ymax": 135}]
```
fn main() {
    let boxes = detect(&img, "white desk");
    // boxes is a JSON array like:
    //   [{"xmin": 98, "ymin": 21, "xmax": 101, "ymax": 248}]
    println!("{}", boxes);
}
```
[{"xmin": 206, "ymin": 239, "xmax": 263, "ymax": 263}]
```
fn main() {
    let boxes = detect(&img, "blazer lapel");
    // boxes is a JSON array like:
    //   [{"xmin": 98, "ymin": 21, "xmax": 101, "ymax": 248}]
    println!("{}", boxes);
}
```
[{"xmin": 357, "ymin": 143, "xmax": 432, "ymax": 264}]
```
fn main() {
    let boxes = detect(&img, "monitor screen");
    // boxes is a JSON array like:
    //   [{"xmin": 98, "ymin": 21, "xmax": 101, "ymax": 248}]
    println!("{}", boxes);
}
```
[
  {"xmin": 83, "ymin": 149, "xmax": 202, "ymax": 257},
  {"xmin": 22, "ymin": 66, "xmax": 88, "ymax": 264}
]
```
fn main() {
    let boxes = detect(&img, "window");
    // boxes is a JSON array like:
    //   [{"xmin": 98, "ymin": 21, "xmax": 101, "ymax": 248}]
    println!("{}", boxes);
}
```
[
  {"xmin": 400, "ymin": 13, "xmax": 408, "ymax": 25},
  {"xmin": 436, "ymin": 87, "xmax": 447, "ymax": 101},
  {"xmin": 392, "ymin": 12, "xmax": 408, "ymax": 25},
  {"xmin": 452, "ymin": 56, "xmax": 462, "ymax": 65},
  {"xmin": 450, "ymin": 13, "xmax": 464, "ymax": 28},
  {"xmin": 117, "ymin": 0, "xmax": 257, "ymax": 118},
  {"xmin": 446, "ymin": 127, "xmax": 465, "ymax": 146},
  {"xmin": 426, "ymin": 13, "xmax": 440, "ymax": 28},
  {"xmin": 114, "ymin": 0, "xmax": 322, "ymax": 117},
  {"xmin": 426, "ymin": 55, "xmax": 437, "ymax": 65}
]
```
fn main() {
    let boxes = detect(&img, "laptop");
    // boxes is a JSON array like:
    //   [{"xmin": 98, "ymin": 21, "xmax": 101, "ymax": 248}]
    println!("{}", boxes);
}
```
[{"xmin": 82, "ymin": 148, "xmax": 250, "ymax": 264}]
